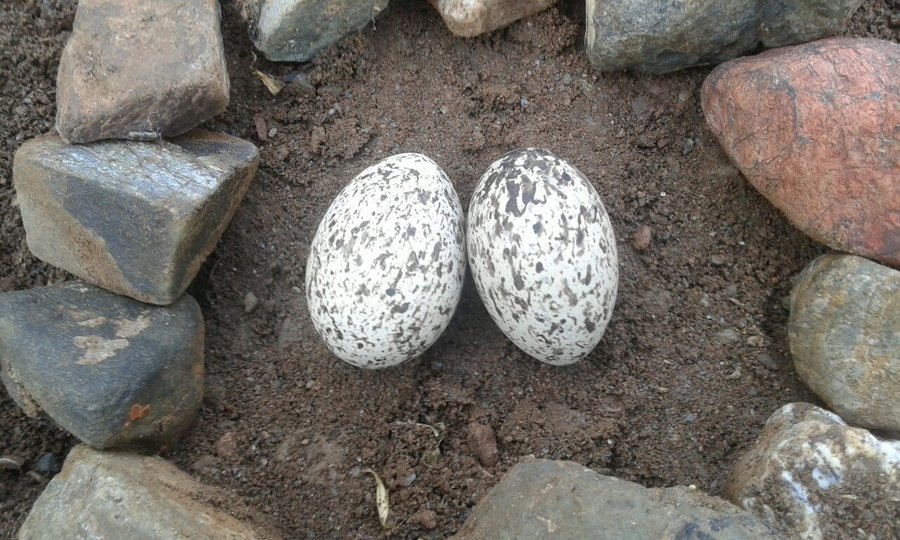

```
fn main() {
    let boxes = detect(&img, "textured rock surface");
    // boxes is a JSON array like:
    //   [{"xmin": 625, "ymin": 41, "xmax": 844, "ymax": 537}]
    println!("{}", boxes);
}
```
[
  {"xmin": 56, "ymin": 0, "xmax": 229, "ymax": 143},
  {"xmin": 789, "ymin": 255, "xmax": 900, "ymax": 432},
  {"xmin": 14, "ymin": 130, "xmax": 259, "ymax": 305},
  {"xmin": 0, "ymin": 281, "xmax": 204, "ymax": 451},
  {"xmin": 251, "ymin": 0, "xmax": 390, "ymax": 62},
  {"xmin": 702, "ymin": 38, "xmax": 900, "ymax": 266},
  {"xmin": 429, "ymin": 0, "xmax": 557, "ymax": 37},
  {"xmin": 585, "ymin": 0, "xmax": 862, "ymax": 74},
  {"xmin": 726, "ymin": 403, "xmax": 900, "ymax": 540},
  {"xmin": 18, "ymin": 446, "xmax": 270, "ymax": 539},
  {"xmin": 453, "ymin": 459, "xmax": 780, "ymax": 539}
]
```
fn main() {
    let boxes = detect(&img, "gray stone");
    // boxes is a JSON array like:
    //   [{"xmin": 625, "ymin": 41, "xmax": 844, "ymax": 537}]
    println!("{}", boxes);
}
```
[
  {"xmin": 56, "ymin": 0, "xmax": 229, "ymax": 143},
  {"xmin": 13, "ymin": 130, "xmax": 259, "ymax": 305},
  {"xmin": 0, "ymin": 281, "xmax": 204, "ymax": 451},
  {"xmin": 726, "ymin": 403, "xmax": 900, "ymax": 540},
  {"xmin": 248, "ymin": 0, "xmax": 390, "ymax": 62},
  {"xmin": 585, "ymin": 0, "xmax": 862, "ymax": 74},
  {"xmin": 789, "ymin": 255, "xmax": 900, "ymax": 432},
  {"xmin": 428, "ymin": 0, "xmax": 558, "ymax": 37},
  {"xmin": 453, "ymin": 459, "xmax": 780, "ymax": 540},
  {"xmin": 18, "ymin": 446, "xmax": 272, "ymax": 539}
]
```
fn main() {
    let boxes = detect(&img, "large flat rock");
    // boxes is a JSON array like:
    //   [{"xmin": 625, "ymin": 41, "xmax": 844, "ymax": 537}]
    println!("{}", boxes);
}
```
[
  {"xmin": 56, "ymin": 0, "xmax": 229, "ymax": 143},
  {"xmin": 18, "ymin": 446, "xmax": 273, "ymax": 539},
  {"xmin": 251, "ymin": 0, "xmax": 390, "ymax": 62},
  {"xmin": 13, "ymin": 130, "xmax": 259, "ymax": 305},
  {"xmin": 726, "ymin": 403, "xmax": 900, "ymax": 540},
  {"xmin": 702, "ymin": 38, "xmax": 899, "ymax": 266},
  {"xmin": 453, "ymin": 459, "xmax": 781, "ymax": 539},
  {"xmin": 0, "ymin": 281, "xmax": 204, "ymax": 451},
  {"xmin": 585, "ymin": 0, "xmax": 862, "ymax": 74}
]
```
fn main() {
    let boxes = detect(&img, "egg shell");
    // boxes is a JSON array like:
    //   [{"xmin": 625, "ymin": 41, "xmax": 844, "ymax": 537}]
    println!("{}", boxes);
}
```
[
  {"xmin": 305, "ymin": 153, "xmax": 466, "ymax": 368},
  {"xmin": 467, "ymin": 148, "xmax": 618, "ymax": 365}
]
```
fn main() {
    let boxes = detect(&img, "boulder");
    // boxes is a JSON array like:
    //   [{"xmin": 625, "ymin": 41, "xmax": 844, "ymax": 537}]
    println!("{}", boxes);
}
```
[
  {"xmin": 789, "ymin": 255, "xmax": 900, "ymax": 432},
  {"xmin": 250, "ymin": 0, "xmax": 390, "ymax": 62},
  {"xmin": 13, "ymin": 130, "xmax": 259, "ymax": 305},
  {"xmin": 585, "ymin": 0, "xmax": 862, "ymax": 74},
  {"xmin": 56, "ymin": 0, "xmax": 229, "ymax": 143},
  {"xmin": 0, "ymin": 281, "xmax": 204, "ymax": 451},
  {"xmin": 428, "ymin": 0, "xmax": 557, "ymax": 37},
  {"xmin": 702, "ymin": 38, "xmax": 900, "ymax": 267},
  {"xmin": 726, "ymin": 403, "xmax": 900, "ymax": 540},
  {"xmin": 453, "ymin": 459, "xmax": 780, "ymax": 539},
  {"xmin": 18, "ymin": 446, "xmax": 272, "ymax": 539}
]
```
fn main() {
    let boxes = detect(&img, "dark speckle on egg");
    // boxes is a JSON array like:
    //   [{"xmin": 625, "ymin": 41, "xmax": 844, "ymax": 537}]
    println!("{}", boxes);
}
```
[{"xmin": 467, "ymin": 148, "xmax": 619, "ymax": 365}]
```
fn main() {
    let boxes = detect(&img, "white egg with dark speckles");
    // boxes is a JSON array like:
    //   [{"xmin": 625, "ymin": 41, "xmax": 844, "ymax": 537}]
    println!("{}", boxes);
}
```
[
  {"xmin": 467, "ymin": 148, "xmax": 618, "ymax": 365},
  {"xmin": 306, "ymin": 153, "xmax": 466, "ymax": 368}
]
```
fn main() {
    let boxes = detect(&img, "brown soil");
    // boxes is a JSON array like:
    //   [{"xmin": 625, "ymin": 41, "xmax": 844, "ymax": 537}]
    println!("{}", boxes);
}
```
[{"xmin": 1, "ymin": 1, "xmax": 897, "ymax": 538}]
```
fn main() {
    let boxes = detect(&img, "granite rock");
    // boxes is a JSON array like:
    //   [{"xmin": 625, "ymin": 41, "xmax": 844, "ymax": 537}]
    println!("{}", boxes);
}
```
[
  {"xmin": 14, "ymin": 130, "xmax": 259, "ymax": 305},
  {"xmin": 56, "ymin": 0, "xmax": 229, "ymax": 143},
  {"xmin": 789, "ymin": 255, "xmax": 900, "ymax": 432},
  {"xmin": 250, "ymin": 0, "xmax": 390, "ymax": 62},
  {"xmin": 702, "ymin": 38, "xmax": 900, "ymax": 266},
  {"xmin": 429, "ymin": 0, "xmax": 557, "ymax": 37},
  {"xmin": 453, "ymin": 458, "xmax": 780, "ymax": 539},
  {"xmin": 0, "ymin": 281, "xmax": 204, "ymax": 451},
  {"xmin": 726, "ymin": 403, "xmax": 900, "ymax": 540},
  {"xmin": 585, "ymin": 0, "xmax": 862, "ymax": 74},
  {"xmin": 18, "ymin": 446, "xmax": 272, "ymax": 539}
]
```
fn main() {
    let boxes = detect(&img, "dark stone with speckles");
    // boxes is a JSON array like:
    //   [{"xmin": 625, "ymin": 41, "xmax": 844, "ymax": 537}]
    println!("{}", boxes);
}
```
[
  {"xmin": 0, "ymin": 281, "xmax": 204, "ymax": 451},
  {"xmin": 453, "ymin": 459, "xmax": 781, "ymax": 539}
]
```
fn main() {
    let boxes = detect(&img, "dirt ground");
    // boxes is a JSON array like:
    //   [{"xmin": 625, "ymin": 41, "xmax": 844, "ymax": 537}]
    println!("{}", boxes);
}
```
[{"xmin": 1, "ymin": 0, "xmax": 897, "ymax": 538}]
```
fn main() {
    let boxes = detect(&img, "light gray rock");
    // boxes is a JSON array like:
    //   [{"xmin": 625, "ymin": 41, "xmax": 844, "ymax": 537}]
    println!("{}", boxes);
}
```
[
  {"xmin": 18, "ymin": 446, "xmax": 274, "ymax": 539},
  {"xmin": 249, "ymin": 0, "xmax": 390, "ymax": 62},
  {"xmin": 0, "ymin": 282, "xmax": 204, "ymax": 451},
  {"xmin": 56, "ymin": 0, "xmax": 229, "ymax": 143},
  {"xmin": 453, "ymin": 459, "xmax": 781, "ymax": 539},
  {"xmin": 13, "ymin": 130, "xmax": 259, "ymax": 305},
  {"xmin": 428, "ymin": 0, "xmax": 558, "ymax": 37},
  {"xmin": 726, "ymin": 403, "xmax": 900, "ymax": 540},
  {"xmin": 585, "ymin": 0, "xmax": 862, "ymax": 74},
  {"xmin": 789, "ymin": 255, "xmax": 900, "ymax": 432}
]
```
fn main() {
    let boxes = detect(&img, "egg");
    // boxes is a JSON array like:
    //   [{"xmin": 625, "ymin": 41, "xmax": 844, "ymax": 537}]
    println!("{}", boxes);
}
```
[
  {"xmin": 467, "ymin": 148, "xmax": 618, "ymax": 365},
  {"xmin": 305, "ymin": 153, "xmax": 466, "ymax": 368}
]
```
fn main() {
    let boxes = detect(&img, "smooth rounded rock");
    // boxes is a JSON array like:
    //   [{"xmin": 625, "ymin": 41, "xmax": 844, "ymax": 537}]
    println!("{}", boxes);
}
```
[
  {"xmin": 467, "ymin": 148, "xmax": 618, "ymax": 365},
  {"xmin": 702, "ymin": 38, "xmax": 900, "ymax": 266},
  {"xmin": 789, "ymin": 254, "xmax": 900, "ymax": 432},
  {"xmin": 306, "ymin": 153, "xmax": 466, "ymax": 368},
  {"xmin": 0, "ymin": 281, "xmax": 204, "ymax": 451}
]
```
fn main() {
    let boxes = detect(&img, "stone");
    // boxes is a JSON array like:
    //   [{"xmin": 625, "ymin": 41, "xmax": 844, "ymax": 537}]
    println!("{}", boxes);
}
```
[
  {"xmin": 632, "ymin": 225, "xmax": 652, "ymax": 251},
  {"xmin": 725, "ymin": 403, "xmax": 900, "ymax": 540},
  {"xmin": 410, "ymin": 508, "xmax": 438, "ymax": 530},
  {"xmin": 453, "ymin": 458, "xmax": 780, "ymax": 539},
  {"xmin": 18, "ymin": 446, "xmax": 271, "ymax": 539},
  {"xmin": 466, "ymin": 422, "xmax": 499, "ymax": 467},
  {"xmin": 702, "ymin": 38, "xmax": 900, "ymax": 266},
  {"xmin": 788, "ymin": 255, "xmax": 900, "ymax": 432},
  {"xmin": 13, "ymin": 130, "xmax": 259, "ymax": 305},
  {"xmin": 248, "ymin": 0, "xmax": 390, "ymax": 62},
  {"xmin": 0, "ymin": 281, "xmax": 204, "ymax": 451},
  {"xmin": 56, "ymin": 0, "xmax": 229, "ymax": 143},
  {"xmin": 428, "ymin": 0, "xmax": 557, "ymax": 37},
  {"xmin": 585, "ymin": 1, "xmax": 862, "ymax": 74}
]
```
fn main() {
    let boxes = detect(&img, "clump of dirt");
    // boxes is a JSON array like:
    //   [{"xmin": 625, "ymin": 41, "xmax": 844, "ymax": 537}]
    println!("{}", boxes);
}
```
[{"xmin": 1, "ymin": 0, "xmax": 896, "ymax": 538}]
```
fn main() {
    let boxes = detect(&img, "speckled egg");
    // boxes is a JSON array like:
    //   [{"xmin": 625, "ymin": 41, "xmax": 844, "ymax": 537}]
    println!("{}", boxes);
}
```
[
  {"xmin": 467, "ymin": 148, "xmax": 618, "ymax": 365},
  {"xmin": 305, "ymin": 153, "xmax": 466, "ymax": 368}
]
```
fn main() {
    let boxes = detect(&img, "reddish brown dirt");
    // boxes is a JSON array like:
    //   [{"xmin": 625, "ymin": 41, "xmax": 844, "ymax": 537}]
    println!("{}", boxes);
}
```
[{"xmin": 1, "ymin": 0, "xmax": 897, "ymax": 538}]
